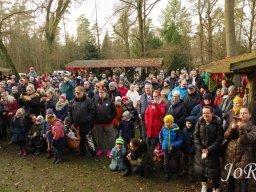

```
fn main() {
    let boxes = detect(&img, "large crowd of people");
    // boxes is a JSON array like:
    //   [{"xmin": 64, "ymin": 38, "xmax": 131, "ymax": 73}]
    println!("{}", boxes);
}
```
[{"xmin": 0, "ymin": 67, "xmax": 255, "ymax": 192}]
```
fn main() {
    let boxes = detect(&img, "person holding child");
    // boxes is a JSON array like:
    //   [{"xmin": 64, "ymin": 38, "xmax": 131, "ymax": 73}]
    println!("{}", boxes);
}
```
[
  {"xmin": 109, "ymin": 137, "xmax": 127, "ymax": 171},
  {"xmin": 11, "ymin": 108, "xmax": 27, "ymax": 156},
  {"xmin": 159, "ymin": 114, "xmax": 183, "ymax": 181}
]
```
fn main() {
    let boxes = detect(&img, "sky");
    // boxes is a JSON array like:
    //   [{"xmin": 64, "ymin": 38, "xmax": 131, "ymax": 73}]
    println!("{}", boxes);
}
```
[{"xmin": 62, "ymin": 0, "xmax": 169, "ymax": 41}]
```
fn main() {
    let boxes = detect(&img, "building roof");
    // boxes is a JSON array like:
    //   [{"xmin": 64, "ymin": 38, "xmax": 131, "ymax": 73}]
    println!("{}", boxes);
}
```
[
  {"xmin": 66, "ymin": 58, "xmax": 163, "ymax": 69},
  {"xmin": 199, "ymin": 52, "xmax": 256, "ymax": 73}
]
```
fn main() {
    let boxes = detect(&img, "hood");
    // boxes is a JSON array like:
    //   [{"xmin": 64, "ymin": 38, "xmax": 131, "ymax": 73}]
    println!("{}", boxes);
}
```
[{"xmin": 185, "ymin": 116, "xmax": 197, "ymax": 129}]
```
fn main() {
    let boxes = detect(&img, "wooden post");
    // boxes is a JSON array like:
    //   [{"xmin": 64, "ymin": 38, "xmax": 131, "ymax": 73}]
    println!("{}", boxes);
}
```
[{"xmin": 247, "ymin": 72, "xmax": 256, "ymax": 116}]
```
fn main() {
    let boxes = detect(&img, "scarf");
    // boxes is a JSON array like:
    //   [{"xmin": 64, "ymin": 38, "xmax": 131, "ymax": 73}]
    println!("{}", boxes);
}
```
[{"xmin": 55, "ymin": 100, "xmax": 68, "ymax": 111}]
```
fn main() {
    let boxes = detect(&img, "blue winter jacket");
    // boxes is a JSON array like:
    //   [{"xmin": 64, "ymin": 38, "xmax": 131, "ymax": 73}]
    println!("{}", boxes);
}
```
[
  {"xmin": 167, "ymin": 86, "xmax": 188, "ymax": 100},
  {"xmin": 159, "ymin": 123, "xmax": 183, "ymax": 152}
]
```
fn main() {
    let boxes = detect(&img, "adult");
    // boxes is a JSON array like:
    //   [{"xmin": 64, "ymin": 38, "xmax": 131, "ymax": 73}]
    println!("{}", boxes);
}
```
[
  {"xmin": 213, "ymin": 87, "xmax": 228, "ymax": 107},
  {"xmin": 190, "ymin": 93, "xmax": 222, "ymax": 120},
  {"xmin": 168, "ymin": 71, "xmax": 178, "ymax": 90},
  {"xmin": 59, "ymin": 76, "xmax": 75, "ymax": 101},
  {"xmin": 220, "ymin": 85, "xmax": 237, "ymax": 124},
  {"xmin": 151, "ymin": 76, "xmax": 162, "ymax": 91},
  {"xmin": 167, "ymin": 79, "xmax": 188, "ymax": 100},
  {"xmin": 193, "ymin": 106, "xmax": 223, "ymax": 192},
  {"xmin": 108, "ymin": 82, "xmax": 121, "ymax": 102},
  {"xmin": 94, "ymin": 87, "xmax": 116, "ymax": 157},
  {"xmin": 223, "ymin": 96, "xmax": 243, "ymax": 131},
  {"xmin": 20, "ymin": 84, "xmax": 41, "ymax": 116},
  {"xmin": 138, "ymin": 83, "xmax": 153, "ymax": 141},
  {"xmin": 55, "ymin": 94, "xmax": 69, "ymax": 121},
  {"xmin": 223, "ymin": 107, "xmax": 256, "ymax": 192},
  {"xmin": 83, "ymin": 81, "xmax": 93, "ymax": 96},
  {"xmin": 183, "ymin": 84, "xmax": 202, "ymax": 116},
  {"xmin": 160, "ymin": 79, "xmax": 171, "ymax": 103},
  {"xmin": 144, "ymin": 90, "xmax": 165, "ymax": 150},
  {"xmin": 189, "ymin": 69, "xmax": 205, "ymax": 89},
  {"xmin": 166, "ymin": 90, "xmax": 186, "ymax": 129},
  {"xmin": 68, "ymin": 86, "xmax": 96, "ymax": 157}
]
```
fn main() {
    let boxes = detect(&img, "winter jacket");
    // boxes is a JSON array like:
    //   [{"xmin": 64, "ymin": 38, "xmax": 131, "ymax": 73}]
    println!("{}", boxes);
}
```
[
  {"xmin": 167, "ymin": 86, "xmax": 188, "ymax": 100},
  {"xmin": 60, "ymin": 80, "xmax": 75, "ymax": 101},
  {"xmin": 113, "ymin": 106, "xmax": 123, "ymax": 128},
  {"xmin": 183, "ymin": 92, "xmax": 202, "ymax": 115},
  {"xmin": 119, "ymin": 120, "xmax": 134, "ymax": 142},
  {"xmin": 95, "ymin": 97, "xmax": 116, "ymax": 125},
  {"xmin": 166, "ymin": 100, "xmax": 187, "ymax": 129},
  {"xmin": 145, "ymin": 100, "xmax": 165, "ymax": 138},
  {"xmin": 108, "ymin": 89, "xmax": 121, "ymax": 102},
  {"xmin": 159, "ymin": 124, "xmax": 183, "ymax": 152},
  {"xmin": 223, "ymin": 121, "xmax": 256, "ymax": 179},
  {"xmin": 20, "ymin": 92, "xmax": 41, "ymax": 116},
  {"xmin": 190, "ymin": 103, "xmax": 222, "ymax": 120},
  {"xmin": 109, "ymin": 146, "xmax": 127, "ymax": 171},
  {"xmin": 126, "ymin": 90, "xmax": 140, "ymax": 108},
  {"xmin": 51, "ymin": 120, "xmax": 64, "ymax": 140},
  {"xmin": 220, "ymin": 95, "xmax": 235, "ymax": 119},
  {"xmin": 213, "ymin": 93, "xmax": 223, "ymax": 107},
  {"xmin": 181, "ymin": 116, "xmax": 197, "ymax": 154},
  {"xmin": 118, "ymin": 86, "xmax": 128, "ymax": 97},
  {"xmin": 1, "ymin": 98, "xmax": 19, "ymax": 122},
  {"xmin": 68, "ymin": 94, "xmax": 95, "ymax": 133},
  {"xmin": 188, "ymin": 75, "xmax": 205, "ymax": 89},
  {"xmin": 193, "ymin": 115, "xmax": 223, "ymax": 178},
  {"xmin": 11, "ymin": 116, "xmax": 27, "ymax": 143},
  {"xmin": 138, "ymin": 93, "xmax": 152, "ymax": 121}
]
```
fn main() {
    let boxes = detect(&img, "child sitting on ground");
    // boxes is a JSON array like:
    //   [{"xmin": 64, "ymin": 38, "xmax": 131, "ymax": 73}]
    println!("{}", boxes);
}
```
[
  {"xmin": 109, "ymin": 137, "xmax": 127, "ymax": 171},
  {"xmin": 11, "ymin": 108, "xmax": 27, "ymax": 156},
  {"xmin": 159, "ymin": 115, "xmax": 183, "ymax": 181}
]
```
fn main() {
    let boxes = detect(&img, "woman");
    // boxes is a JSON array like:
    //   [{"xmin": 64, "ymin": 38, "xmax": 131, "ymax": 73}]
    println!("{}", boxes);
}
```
[
  {"xmin": 223, "ymin": 107, "xmax": 256, "ymax": 192},
  {"xmin": 194, "ymin": 106, "xmax": 223, "ymax": 192},
  {"xmin": 55, "ymin": 94, "xmax": 69, "ymax": 121},
  {"xmin": 144, "ymin": 90, "xmax": 165, "ymax": 150}
]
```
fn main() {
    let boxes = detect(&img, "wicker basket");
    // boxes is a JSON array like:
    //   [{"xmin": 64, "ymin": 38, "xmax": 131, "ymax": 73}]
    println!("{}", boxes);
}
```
[{"xmin": 66, "ymin": 128, "xmax": 81, "ymax": 149}]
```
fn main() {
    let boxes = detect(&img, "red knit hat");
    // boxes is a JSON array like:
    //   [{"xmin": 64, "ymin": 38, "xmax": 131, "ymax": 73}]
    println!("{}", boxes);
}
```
[
  {"xmin": 59, "ymin": 93, "xmax": 66, "ymax": 100},
  {"xmin": 122, "ymin": 96, "xmax": 129, "ymax": 102}
]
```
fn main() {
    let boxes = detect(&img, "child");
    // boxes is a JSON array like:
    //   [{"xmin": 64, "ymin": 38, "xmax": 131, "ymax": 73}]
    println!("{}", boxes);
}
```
[
  {"xmin": 11, "ymin": 108, "xmax": 27, "ymax": 156},
  {"xmin": 28, "ymin": 115, "xmax": 45, "ymax": 155},
  {"xmin": 159, "ymin": 115, "xmax": 183, "ymax": 181},
  {"xmin": 46, "ymin": 108, "xmax": 66, "ymax": 164},
  {"xmin": 153, "ymin": 143, "xmax": 164, "ymax": 163},
  {"xmin": 119, "ymin": 111, "xmax": 135, "ymax": 147},
  {"xmin": 112, "ymin": 96, "xmax": 123, "ymax": 131},
  {"xmin": 179, "ymin": 116, "xmax": 196, "ymax": 182},
  {"xmin": 109, "ymin": 137, "xmax": 127, "ymax": 171}
]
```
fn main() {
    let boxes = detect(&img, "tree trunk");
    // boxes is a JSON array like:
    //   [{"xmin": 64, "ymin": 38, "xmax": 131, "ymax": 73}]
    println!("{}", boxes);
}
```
[
  {"xmin": 248, "ymin": 0, "xmax": 256, "ymax": 53},
  {"xmin": 0, "ymin": 37, "xmax": 19, "ymax": 79},
  {"xmin": 206, "ymin": 0, "xmax": 213, "ymax": 62},
  {"xmin": 225, "ymin": 0, "xmax": 236, "ymax": 57},
  {"xmin": 198, "ymin": 1, "xmax": 204, "ymax": 64},
  {"xmin": 137, "ymin": 0, "xmax": 145, "ymax": 58}
]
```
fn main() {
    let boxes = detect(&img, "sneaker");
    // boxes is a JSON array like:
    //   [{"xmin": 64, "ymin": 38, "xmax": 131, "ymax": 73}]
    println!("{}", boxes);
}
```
[
  {"xmin": 106, "ymin": 150, "xmax": 111, "ymax": 157},
  {"xmin": 96, "ymin": 150, "xmax": 104, "ymax": 156}
]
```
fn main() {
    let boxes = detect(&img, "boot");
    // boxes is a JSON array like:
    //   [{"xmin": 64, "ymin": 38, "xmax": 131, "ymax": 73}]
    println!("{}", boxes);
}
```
[
  {"xmin": 52, "ymin": 157, "xmax": 57, "ymax": 163},
  {"xmin": 22, "ymin": 147, "xmax": 27, "ymax": 156},
  {"xmin": 201, "ymin": 182, "xmax": 207, "ymax": 192},
  {"xmin": 47, "ymin": 150, "xmax": 53, "ymax": 159},
  {"xmin": 55, "ymin": 158, "xmax": 62, "ymax": 164},
  {"xmin": 18, "ymin": 147, "xmax": 23, "ymax": 156},
  {"xmin": 212, "ymin": 189, "xmax": 220, "ymax": 192},
  {"xmin": 122, "ymin": 168, "xmax": 131, "ymax": 177}
]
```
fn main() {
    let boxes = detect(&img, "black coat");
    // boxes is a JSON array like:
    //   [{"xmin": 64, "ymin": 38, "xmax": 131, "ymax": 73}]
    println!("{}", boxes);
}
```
[
  {"xmin": 68, "ymin": 94, "xmax": 95, "ymax": 133},
  {"xmin": 11, "ymin": 116, "xmax": 27, "ymax": 143},
  {"xmin": 94, "ymin": 97, "xmax": 116, "ymax": 124},
  {"xmin": 166, "ymin": 100, "xmax": 187, "ymax": 129},
  {"xmin": 21, "ymin": 93, "xmax": 41, "ymax": 116},
  {"xmin": 193, "ymin": 115, "xmax": 223, "ymax": 178},
  {"xmin": 183, "ymin": 92, "xmax": 202, "ymax": 115}
]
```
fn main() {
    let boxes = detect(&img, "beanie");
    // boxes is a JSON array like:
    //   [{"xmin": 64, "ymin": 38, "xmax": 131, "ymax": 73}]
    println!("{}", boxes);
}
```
[
  {"xmin": 115, "ymin": 96, "xmax": 122, "ymax": 102},
  {"xmin": 164, "ymin": 115, "xmax": 174, "ymax": 124},
  {"xmin": 109, "ymin": 82, "xmax": 117, "ymax": 88},
  {"xmin": 122, "ymin": 96, "xmax": 129, "ymax": 102},
  {"xmin": 233, "ymin": 96, "xmax": 243, "ymax": 105},
  {"xmin": 59, "ymin": 93, "xmax": 66, "ymax": 101},
  {"xmin": 115, "ymin": 137, "xmax": 124, "ymax": 145}
]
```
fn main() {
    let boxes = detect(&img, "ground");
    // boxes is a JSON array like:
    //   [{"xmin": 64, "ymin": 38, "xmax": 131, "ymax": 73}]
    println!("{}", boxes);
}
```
[{"xmin": 0, "ymin": 142, "xmax": 255, "ymax": 192}]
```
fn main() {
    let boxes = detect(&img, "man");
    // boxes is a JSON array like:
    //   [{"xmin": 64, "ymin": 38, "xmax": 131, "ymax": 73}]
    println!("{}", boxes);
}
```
[
  {"xmin": 166, "ymin": 90, "xmax": 186, "ymax": 129},
  {"xmin": 68, "ymin": 86, "xmax": 96, "ymax": 157},
  {"xmin": 139, "ymin": 83, "xmax": 153, "ymax": 141},
  {"xmin": 168, "ymin": 79, "xmax": 188, "ymax": 100},
  {"xmin": 183, "ymin": 84, "xmax": 202, "ymax": 115},
  {"xmin": 108, "ymin": 82, "xmax": 121, "ymax": 102},
  {"xmin": 83, "ymin": 81, "xmax": 93, "ymax": 96},
  {"xmin": 189, "ymin": 69, "xmax": 205, "ymax": 90},
  {"xmin": 220, "ymin": 85, "xmax": 237, "ymax": 123},
  {"xmin": 60, "ymin": 76, "xmax": 75, "ymax": 101}
]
